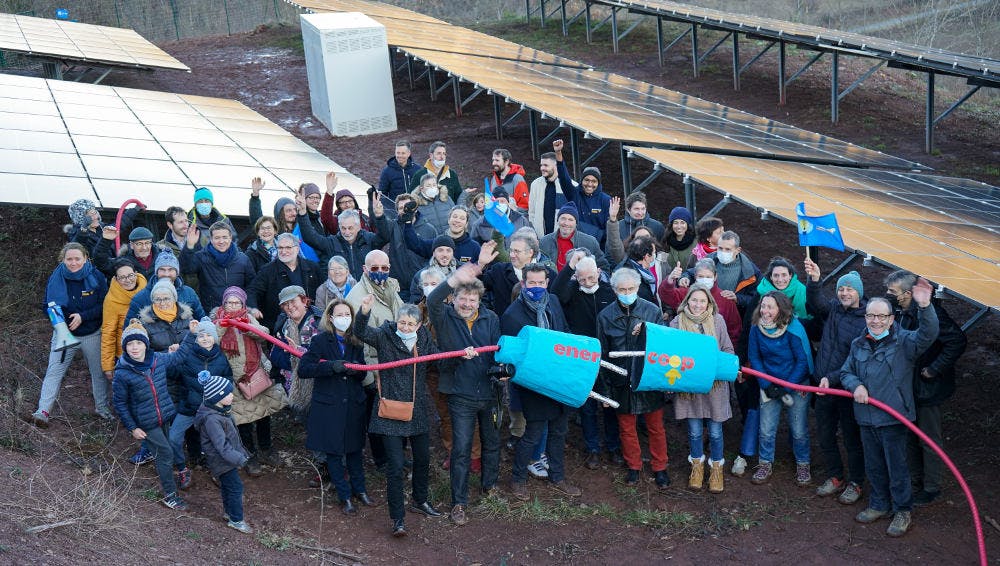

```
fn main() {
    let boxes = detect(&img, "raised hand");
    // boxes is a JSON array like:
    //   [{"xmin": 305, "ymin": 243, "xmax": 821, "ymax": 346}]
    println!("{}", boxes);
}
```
[
  {"xmin": 553, "ymin": 139, "xmax": 564, "ymax": 153},
  {"xmin": 185, "ymin": 223, "xmax": 200, "ymax": 249},
  {"xmin": 803, "ymin": 257, "xmax": 821, "ymax": 282},
  {"xmin": 608, "ymin": 196, "xmax": 620, "ymax": 220},
  {"xmin": 568, "ymin": 250, "xmax": 586, "ymax": 270},
  {"xmin": 251, "ymin": 176, "xmax": 265, "ymax": 197},
  {"xmin": 477, "ymin": 240, "xmax": 499, "ymax": 265},
  {"xmin": 102, "ymin": 225, "xmax": 118, "ymax": 241},
  {"xmin": 450, "ymin": 262, "xmax": 482, "ymax": 285},
  {"xmin": 360, "ymin": 294, "xmax": 375, "ymax": 314},
  {"xmin": 668, "ymin": 261, "xmax": 683, "ymax": 283},
  {"xmin": 189, "ymin": 320, "xmax": 200, "ymax": 333},
  {"xmin": 326, "ymin": 171, "xmax": 338, "ymax": 195},
  {"xmin": 911, "ymin": 277, "xmax": 933, "ymax": 307},
  {"xmin": 372, "ymin": 194, "xmax": 384, "ymax": 218},
  {"xmin": 295, "ymin": 192, "xmax": 307, "ymax": 215}
]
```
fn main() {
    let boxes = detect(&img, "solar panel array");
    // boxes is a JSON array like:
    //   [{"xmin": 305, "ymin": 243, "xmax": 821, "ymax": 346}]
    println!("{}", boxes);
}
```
[
  {"xmin": 0, "ymin": 13, "xmax": 190, "ymax": 71},
  {"xmin": 0, "ymin": 73, "xmax": 368, "ymax": 216},
  {"xmin": 628, "ymin": 147, "xmax": 1000, "ymax": 308}
]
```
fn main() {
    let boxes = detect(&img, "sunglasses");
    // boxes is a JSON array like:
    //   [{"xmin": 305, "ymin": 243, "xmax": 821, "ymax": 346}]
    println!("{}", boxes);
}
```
[{"xmin": 368, "ymin": 265, "xmax": 391, "ymax": 272}]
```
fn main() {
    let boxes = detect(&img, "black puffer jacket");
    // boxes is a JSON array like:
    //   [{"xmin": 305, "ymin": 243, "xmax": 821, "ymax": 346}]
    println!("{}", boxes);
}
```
[
  {"xmin": 807, "ymin": 280, "xmax": 868, "ymax": 388},
  {"xmin": 897, "ymin": 300, "xmax": 967, "ymax": 407},
  {"xmin": 297, "ymin": 212, "xmax": 388, "ymax": 280},
  {"xmin": 246, "ymin": 258, "xmax": 323, "ymax": 332},
  {"xmin": 596, "ymin": 298, "xmax": 667, "ymax": 415},
  {"xmin": 552, "ymin": 264, "xmax": 616, "ymax": 338},
  {"xmin": 139, "ymin": 303, "xmax": 193, "ymax": 353}
]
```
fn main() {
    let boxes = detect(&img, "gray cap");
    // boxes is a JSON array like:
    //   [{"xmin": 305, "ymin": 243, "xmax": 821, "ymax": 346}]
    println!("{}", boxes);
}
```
[{"xmin": 278, "ymin": 285, "xmax": 306, "ymax": 305}]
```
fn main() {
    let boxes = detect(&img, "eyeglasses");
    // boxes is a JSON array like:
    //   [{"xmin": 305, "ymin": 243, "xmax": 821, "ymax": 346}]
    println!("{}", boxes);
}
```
[
  {"xmin": 509, "ymin": 248, "xmax": 528, "ymax": 255},
  {"xmin": 864, "ymin": 313, "xmax": 892, "ymax": 321},
  {"xmin": 277, "ymin": 245, "xmax": 297, "ymax": 251},
  {"xmin": 337, "ymin": 199, "xmax": 354, "ymax": 206},
  {"xmin": 116, "ymin": 273, "xmax": 137, "ymax": 281},
  {"xmin": 368, "ymin": 265, "xmax": 391, "ymax": 272},
  {"xmin": 130, "ymin": 241, "xmax": 152, "ymax": 247},
  {"xmin": 152, "ymin": 296, "xmax": 173, "ymax": 303},
  {"xmin": 305, "ymin": 194, "xmax": 322, "ymax": 201}
]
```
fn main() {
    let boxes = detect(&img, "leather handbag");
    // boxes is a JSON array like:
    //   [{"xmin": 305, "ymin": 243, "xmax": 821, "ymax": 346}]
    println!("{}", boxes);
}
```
[
  {"xmin": 238, "ymin": 365, "xmax": 273, "ymax": 401},
  {"xmin": 376, "ymin": 345, "xmax": 416, "ymax": 422}
]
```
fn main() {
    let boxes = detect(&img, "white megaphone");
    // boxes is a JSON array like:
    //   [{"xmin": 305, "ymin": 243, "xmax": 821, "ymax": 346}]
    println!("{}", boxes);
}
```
[{"xmin": 47, "ymin": 301, "xmax": 81, "ymax": 352}]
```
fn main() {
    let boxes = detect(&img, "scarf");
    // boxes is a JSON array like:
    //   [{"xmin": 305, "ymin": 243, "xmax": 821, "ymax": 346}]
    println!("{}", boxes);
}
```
[
  {"xmin": 133, "ymin": 252, "xmax": 154, "ymax": 272},
  {"xmin": 757, "ymin": 319, "xmax": 787, "ymax": 339},
  {"xmin": 756, "ymin": 277, "xmax": 812, "ymax": 320},
  {"xmin": 666, "ymin": 229, "xmax": 695, "ymax": 252},
  {"xmin": 626, "ymin": 259, "xmax": 656, "ymax": 287},
  {"xmin": 324, "ymin": 276, "xmax": 355, "ymax": 300},
  {"xmin": 217, "ymin": 308, "xmax": 262, "ymax": 377},
  {"xmin": 255, "ymin": 238, "xmax": 277, "ymax": 261},
  {"xmin": 520, "ymin": 289, "xmax": 551, "ymax": 330},
  {"xmin": 678, "ymin": 305, "xmax": 715, "ymax": 337},
  {"xmin": 125, "ymin": 351, "xmax": 153, "ymax": 371},
  {"xmin": 365, "ymin": 273, "xmax": 401, "ymax": 313},
  {"xmin": 152, "ymin": 302, "xmax": 177, "ymax": 322},
  {"xmin": 46, "ymin": 261, "xmax": 103, "ymax": 306},
  {"xmin": 206, "ymin": 242, "xmax": 237, "ymax": 268},
  {"xmin": 424, "ymin": 158, "xmax": 450, "ymax": 182}
]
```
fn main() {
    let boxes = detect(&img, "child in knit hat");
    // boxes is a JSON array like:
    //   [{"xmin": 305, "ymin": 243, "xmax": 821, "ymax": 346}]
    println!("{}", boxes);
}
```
[{"xmin": 195, "ymin": 371, "xmax": 253, "ymax": 534}]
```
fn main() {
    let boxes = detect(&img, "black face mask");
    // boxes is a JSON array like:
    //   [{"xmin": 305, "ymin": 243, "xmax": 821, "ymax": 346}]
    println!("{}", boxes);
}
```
[{"xmin": 886, "ymin": 293, "xmax": 901, "ymax": 311}]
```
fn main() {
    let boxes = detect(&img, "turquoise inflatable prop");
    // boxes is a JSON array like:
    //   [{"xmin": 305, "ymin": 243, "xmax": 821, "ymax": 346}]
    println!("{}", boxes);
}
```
[
  {"xmin": 496, "ymin": 326, "xmax": 604, "ymax": 408},
  {"xmin": 631, "ymin": 324, "xmax": 739, "ymax": 394}
]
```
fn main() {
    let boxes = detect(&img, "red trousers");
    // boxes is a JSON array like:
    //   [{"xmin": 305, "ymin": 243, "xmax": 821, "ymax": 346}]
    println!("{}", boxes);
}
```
[{"xmin": 617, "ymin": 408, "xmax": 668, "ymax": 472}]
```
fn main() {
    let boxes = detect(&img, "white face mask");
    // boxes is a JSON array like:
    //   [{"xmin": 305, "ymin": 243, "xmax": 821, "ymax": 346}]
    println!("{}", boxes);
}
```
[
  {"xmin": 696, "ymin": 277, "xmax": 715, "ymax": 289},
  {"xmin": 424, "ymin": 186, "xmax": 439, "ymax": 199},
  {"xmin": 422, "ymin": 283, "xmax": 439, "ymax": 296},
  {"xmin": 579, "ymin": 283, "xmax": 600, "ymax": 295},
  {"xmin": 332, "ymin": 316, "xmax": 352, "ymax": 332},
  {"xmin": 496, "ymin": 202, "xmax": 509, "ymax": 214},
  {"xmin": 717, "ymin": 251, "xmax": 735, "ymax": 265},
  {"xmin": 432, "ymin": 158, "xmax": 446, "ymax": 168}
]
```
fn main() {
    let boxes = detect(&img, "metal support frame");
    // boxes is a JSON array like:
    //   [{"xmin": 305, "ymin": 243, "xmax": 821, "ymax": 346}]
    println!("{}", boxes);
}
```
[
  {"xmin": 579, "ymin": 139, "xmax": 612, "ymax": 170},
  {"xmin": 785, "ymin": 50, "xmax": 825, "ymax": 87},
  {"xmin": 42, "ymin": 61, "xmax": 63, "ymax": 80},
  {"xmin": 528, "ymin": 109, "xmax": 540, "ymax": 160},
  {"xmin": 428, "ymin": 69, "xmax": 438, "ymax": 101},
  {"xmin": 435, "ymin": 76, "xmax": 455, "ymax": 100},
  {"xmin": 736, "ymin": 39, "xmax": 777, "ymax": 91},
  {"xmin": 564, "ymin": 1, "xmax": 587, "ymax": 36},
  {"xmin": 568, "ymin": 127, "xmax": 581, "ymax": 178},
  {"xmin": 702, "ymin": 194, "xmax": 731, "ymax": 219},
  {"xmin": 525, "ymin": 0, "xmax": 564, "ymax": 28},
  {"xmin": 539, "ymin": 122, "xmax": 566, "ymax": 149},
  {"xmin": 655, "ymin": 17, "xmax": 692, "ymax": 67},
  {"xmin": 698, "ymin": 30, "xmax": 732, "ymax": 65},
  {"xmin": 406, "ymin": 55, "xmax": 415, "ymax": 89},
  {"xmin": 778, "ymin": 41, "xmax": 786, "ymax": 105},
  {"xmin": 732, "ymin": 32, "xmax": 740, "ymax": 91},
  {"xmin": 831, "ymin": 57, "xmax": 885, "ymax": 123},
  {"xmin": 683, "ymin": 174, "xmax": 697, "ymax": 218},
  {"xmin": 609, "ymin": 6, "xmax": 645, "ymax": 53},
  {"xmin": 960, "ymin": 306, "xmax": 991, "ymax": 333},
  {"xmin": 690, "ymin": 24, "xmax": 699, "ymax": 77},
  {"xmin": 493, "ymin": 94, "xmax": 504, "ymax": 140},
  {"xmin": 452, "ymin": 78, "xmax": 462, "ymax": 117},
  {"xmin": 461, "ymin": 87, "xmax": 484, "ymax": 111},
  {"xmin": 632, "ymin": 167, "xmax": 664, "ymax": 195},
  {"xmin": 820, "ymin": 253, "xmax": 859, "ymax": 286},
  {"xmin": 620, "ymin": 143, "xmax": 632, "ymax": 195},
  {"xmin": 926, "ymin": 76, "xmax": 983, "ymax": 154}
]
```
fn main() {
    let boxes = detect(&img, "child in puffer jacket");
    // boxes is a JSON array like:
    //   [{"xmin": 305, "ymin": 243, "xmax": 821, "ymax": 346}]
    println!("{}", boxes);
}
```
[{"xmin": 195, "ymin": 371, "xmax": 252, "ymax": 534}]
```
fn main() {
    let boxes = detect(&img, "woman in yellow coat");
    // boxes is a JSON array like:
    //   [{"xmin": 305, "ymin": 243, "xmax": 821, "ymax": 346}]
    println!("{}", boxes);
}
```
[{"xmin": 101, "ymin": 259, "xmax": 148, "ymax": 379}]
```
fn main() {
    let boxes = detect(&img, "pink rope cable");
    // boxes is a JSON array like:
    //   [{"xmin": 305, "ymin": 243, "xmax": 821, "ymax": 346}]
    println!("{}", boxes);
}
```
[
  {"xmin": 114, "ymin": 199, "xmax": 145, "ymax": 251},
  {"xmin": 741, "ymin": 367, "xmax": 986, "ymax": 565}
]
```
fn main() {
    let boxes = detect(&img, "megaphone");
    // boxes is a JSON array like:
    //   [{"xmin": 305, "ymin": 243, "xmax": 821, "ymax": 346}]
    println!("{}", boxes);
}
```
[{"xmin": 47, "ymin": 301, "xmax": 81, "ymax": 352}]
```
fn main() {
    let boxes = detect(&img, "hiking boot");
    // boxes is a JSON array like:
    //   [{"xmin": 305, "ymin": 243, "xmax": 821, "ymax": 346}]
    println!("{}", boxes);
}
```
[
  {"xmin": 259, "ymin": 449, "xmax": 281, "ymax": 468},
  {"xmin": 886, "ymin": 511, "xmax": 911, "ymax": 537},
  {"xmin": 816, "ymin": 477, "xmax": 844, "ymax": 497},
  {"xmin": 687, "ymin": 456, "xmax": 705, "ymax": 490},
  {"xmin": 510, "ymin": 481, "xmax": 530, "ymax": 501},
  {"xmin": 838, "ymin": 482, "xmax": 863, "ymax": 505},
  {"xmin": 708, "ymin": 460, "xmax": 725, "ymax": 494},
  {"xmin": 855, "ymin": 507, "xmax": 889, "ymax": 524},
  {"xmin": 795, "ymin": 463, "xmax": 812, "ymax": 486},
  {"xmin": 245, "ymin": 457, "xmax": 263, "ymax": 477},
  {"xmin": 731, "ymin": 455, "xmax": 747, "ymax": 477},
  {"xmin": 391, "ymin": 519, "xmax": 407, "ymax": 538},
  {"xmin": 175, "ymin": 467, "xmax": 193, "ymax": 490},
  {"xmin": 450, "ymin": 504, "xmax": 467, "ymax": 525},
  {"xmin": 228, "ymin": 520, "xmax": 253, "ymax": 534},
  {"xmin": 751, "ymin": 461, "xmax": 772, "ymax": 485},
  {"xmin": 585, "ymin": 452, "xmax": 601, "ymax": 470},
  {"xmin": 913, "ymin": 489, "xmax": 941, "ymax": 507},
  {"xmin": 654, "ymin": 470, "xmax": 671, "ymax": 489},
  {"xmin": 162, "ymin": 494, "xmax": 188, "ymax": 511},
  {"xmin": 527, "ymin": 460, "xmax": 548, "ymax": 479},
  {"xmin": 625, "ymin": 469, "xmax": 640, "ymax": 486},
  {"xmin": 551, "ymin": 480, "xmax": 582, "ymax": 497},
  {"xmin": 130, "ymin": 447, "xmax": 154, "ymax": 465}
]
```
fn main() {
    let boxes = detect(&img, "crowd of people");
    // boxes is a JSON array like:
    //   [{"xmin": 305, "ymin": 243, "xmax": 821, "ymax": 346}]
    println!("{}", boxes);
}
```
[{"xmin": 30, "ymin": 139, "xmax": 967, "ymax": 539}]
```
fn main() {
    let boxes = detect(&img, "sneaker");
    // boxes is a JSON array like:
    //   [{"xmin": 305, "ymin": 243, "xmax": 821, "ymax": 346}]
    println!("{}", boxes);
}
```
[
  {"xmin": 510, "ymin": 481, "xmax": 530, "ymax": 501},
  {"xmin": 585, "ymin": 452, "xmax": 601, "ymax": 470},
  {"xmin": 855, "ymin": 507, "xmax": 888, "ymax": 524},
  {"xmin": 816, "ymin": 477, "xmax": 844, "ymax": 497},
  {"xmin": 731, "ymin": 455, "xmax": 748, "ymax": 478},
  {"xmin": 913, "ymin": 489, "xmax": 940, "ymax": 507},
  {"xmin": 654, "ymin": 470, "xmax": 671, "ymax": 489},
  {"xmin": 625, "ymin": 469, "xmax": 640, "ymax": 486},
  {"xmin": 175, "ymin": 467, "xmax": 193, "ymax": 490},
  {"xmin": 886, "ymin": 511, "xmax": 911, "ymax": 537},
  {"xmin": 28, "ymin": 411, "xmax": 50, "ymax": 429},
  {"xmin": 795, "ymin": 463, "xmax": 812, "ymax": 486},
  {"xmin": 539, "ymin": 454, "xmax": 549, "ymax": 470},
  {"xmin": 838, "ymin": 482, "xmax": 863, "ymax": 505},
  {"xmin": 130, "ymin": 447, "xmax": 155, "ymax": 466},
  {"xmin": 551, "ymin": 480, "xmax": 582, "ymax": 497},
  {"xmin": 162, "ymin": 494, "xmax": 188, "ymax": 510},
  {"xmin": 751, "ymin": 461, "xmax": 772, "ymax": 485},
  {"xmin": 227, "ymin": 520, "xmax": 253, "ymax": 534},
  {"xmin": 450, "ymin": 504, "xmax": 467, "ymax": 525},
  {"xmin": 527, "ymin": 460, "xmax": 549, "ymax": 479}
]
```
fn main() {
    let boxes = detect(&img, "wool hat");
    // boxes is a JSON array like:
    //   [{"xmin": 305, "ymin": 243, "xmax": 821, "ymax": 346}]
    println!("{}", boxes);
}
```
[
  {"xmin": 154, "ymin": 250, "xmax": 180, "ymax": 274},
  {"xmin": 491, "ymin": 187, "xmax": 509, "ymax": 201},
  {"xmin": 128, "ymin": 226, "xmax": 154, "ymax": 242},
  {"xmin": 68, "ymin": 198, "xmax": 97, "ymax": 229},
  {"xmin": 193, "ymin": 187, "xmax": 213, "ymax": 204},
  {"xmin": 668, "ymin": 206, "xmax": 694, "ymax": 226},
  {"xmin": 121, "ymin": 318, "xmax": 149, "ymax": 349},
  {"xmin": 431, "ymin": 235, "xmax": 455, "ymax": 253},
  {"xmin": 557, "ymin": 201, "xmax": 580, "ymax": 222},
  {"xmin": 222, "ymin": 286, "xmax": 247, "ymax": 306},
  {"xmin": 581, "ymin": 166, "xmax": 601, "ymax": 184},
  {"xmin": 151, "ymin": 279, "xmax": 178, "ymax": 303},
  {"xmin": 194, "ymin": 316, "xmax": 218, "ymax": 342},
  {"xmin": 199, "ymin": 370, "xmax": 233, "ymax": 406},
  {"xmin": 273, "ymin": 197, "xmax": 295, "ymax": 218},
  {"xmin": 301, "ymin": 183, "xmax": 321, "ymax": 198},
  {"xmin": 836, "ymin": 271, "xmax": 864, "ymax": 298},
  {"xmin": 278, "ymin": 285, "xmax": 306, "ymax": 305}
]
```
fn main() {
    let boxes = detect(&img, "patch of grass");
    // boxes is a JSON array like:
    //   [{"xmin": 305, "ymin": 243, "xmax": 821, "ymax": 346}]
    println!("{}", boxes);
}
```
[
  {"xmin": 0, "ymin": 433, "xmax": 36, "ymax": 456},
  {"xmin": 266, "ymin": 34, "xmax": 303, "ymax": 55},
  {"xmin": 184, "ymin": 530, "xmax": 202, "ymax": 541},
  {"xmin": 621, "ymin": 508, "xmax": 695, "ymax": 529},
  {"xmin": 257, "ymin": 532, "xmax": 294, "ymax": 551},
  {"xmin": 139, "ymin": 487, "xmax": 160, "ymax": 501}
]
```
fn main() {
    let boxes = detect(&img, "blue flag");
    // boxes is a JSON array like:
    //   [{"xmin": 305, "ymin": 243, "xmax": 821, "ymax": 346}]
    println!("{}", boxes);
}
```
[{"xmin": 796, "ymin": 202, "xmax": 844, "ymax": 251}]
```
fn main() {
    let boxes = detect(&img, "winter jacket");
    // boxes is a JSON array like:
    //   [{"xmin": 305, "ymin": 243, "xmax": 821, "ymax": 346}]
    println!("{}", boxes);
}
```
[
  {"xmin": 211, "ymin": 310, "xmax": 286, "ymax": 425},
  {"xmin": 408, "ymin": 161, "xmax": 464, "ymax": 204},
  {"xmin": 427, "ymin": 279, "xmax": 501, "ymax": 401},
  {"xmin": 404, "ymin": 224, "xmax": 481, "ymax": 265},
  {"xmin": 806, "ymin": 279, "xmax": 868, "ymax": 387},
  {"xmin": 101, "ymin": 273, "xmax": 148, "ymax": 372},
  {"xmin": 501, "ymin": 294, "xmax": 572, "ymax": 420},
  {"xmin": 379, "ymin": 156, "xmax": 421, "ymax": 200},
  {"xmin": 179, "ymin": 245, "xmax": 256, "ymax": 311},
  {"xmin": 619, "ymin": 213, "xmax": 666, "ymax": 242},
  {"xmin": 173, "ymin": 343, "xmax": 232, "ymax": 416},
  {"xmin": 410, "ymin": 187, "xmax": 455, "ymax": 237},
  {"xmin": 897, "ymin": 300, "xmax": 967, "ymax": 407},
  {"xmin": 91, "ymin": 238, "xmax": 157, "ymax": 281},
  {"xmin": 126, "ymin": 278, "xmax": 205, "ymax": 322},
  {"xmin": 354, "ymin": 313, "xmax": 440, "ymax": 437},
  {"xmin": 319, "ymin": 189, "xmax": 372, "ymax": 234},
  {"xmin": 658, "ymin": 279, "xmax": 742, "ymax": 347},
  {"xmin": 840, "ymin": 306, "xmax": 939, "ymax": 426},
  {"xmin": 615, "ymin": 257, "xmax": 660, "ymax": 308},
  {"xmin": 539, "ymin": 230, "xmax": 610, "ymax": 273},
  {"xmin": 345, "ymin": 276, "xmax": 404, "ymax": 387},
  {"xmin": 250, "ymin": 195, "xmax": 324, "ymax": 263},
  {"xmin": 487, "ymin": 163, "xmax": 530, "ymax": 211},
  {"xmin": 112, "ymin": 334, "xmax": 194, "ymax": 432},
  {"xmin": 683, "ymin": 251, "xmax": 761, "ymax": 317},
  {"xmin": 596, "ymin": 298, "xmax": 667, "ymax": 415},
  {"xmin": 747, "ymin": 324, "xmax": 810, "ymax": 392},
  {"xmin": 245, "ymin": 238, "xmax": 276, "ymax": 273},
  {"xmin": 374, "ymin": 212, "xmax": 425, "ymax": 303},
  {"xmin": 67, "ymin": 205, "xmax": 140, "ymax": 258},
  {"xmin": 45, "ymin": 262, "xmax": 108, "ymax": 338},
  {"xmin": 138, "ymin": 304, "xmax": 193, "ymax": 353},
  {"xmin": 297, "ymin": 211, "xmax": 387, "ymax": 280},
  {"xmin": 195, "ymin": 404, "xmax": 250, "ymax": 477},
  {"xmin": 470, "ymin": 207, "xmax": 531, "ymax": 248},
  {"xmin": 481, "ymin": 261, "xmax": 556, "ymax": 317},
  {"xmin": 246, "ymin": 258, "xmax": 323, "ymax": 332},
  {"xmin": 552, "ymin": 264, "xmax": 616, "ymax": 338},
  {"xmin": 556, "ymin": 160, "xmax": 611, "ymax": 243},
  {"xmin": 297, "ymin": 331, "xmax": 367, "ymax": 455},
  {"xmin": 527, "ymin": 173, "xmax": 567, "ymax": 236}
]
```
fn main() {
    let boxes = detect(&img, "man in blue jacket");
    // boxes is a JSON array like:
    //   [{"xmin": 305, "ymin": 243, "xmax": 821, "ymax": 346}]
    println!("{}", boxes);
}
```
[
  {"xmin": 378, "ymin": 141, "xmax": 420, "ymax": 200},
  {"xmin": 552, "ymin": 140, "xmax": 611, "ymax": 246}
]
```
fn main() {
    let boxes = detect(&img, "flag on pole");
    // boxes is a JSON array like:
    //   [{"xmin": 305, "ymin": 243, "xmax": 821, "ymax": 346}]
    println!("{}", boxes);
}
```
[{"xmin": 796, "ymin": 202, "xmax": 845, "ymax": 251}]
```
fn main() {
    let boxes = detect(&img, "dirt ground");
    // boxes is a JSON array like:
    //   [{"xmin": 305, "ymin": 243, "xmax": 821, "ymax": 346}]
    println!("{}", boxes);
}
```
[{"xmin": 1, "ymin": 16, "xmax": 998, "ymax": 566}]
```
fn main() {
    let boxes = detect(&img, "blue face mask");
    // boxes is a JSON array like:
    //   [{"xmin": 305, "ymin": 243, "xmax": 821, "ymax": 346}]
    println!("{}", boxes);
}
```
[
  {"xmin": 369, "ymin": 270, "xmax": 389, "ymax": 285},
  {"xmin": 195, "ymin": 202, "xmax": 212, "ymax": 216},
  {"xmin": 396, "ymin": 329, "xmax": 417, "ymax": 341},
  {"xmin": 618, "ymin": 292, "xmax": 638, "ymax": 306},
  {"xmin": 522, "ymin": 286, "xmax": 546, "ymax": 302},
  {"xmin": 869, "ymin": 327, "xmax": 890, "ymax": 340}
]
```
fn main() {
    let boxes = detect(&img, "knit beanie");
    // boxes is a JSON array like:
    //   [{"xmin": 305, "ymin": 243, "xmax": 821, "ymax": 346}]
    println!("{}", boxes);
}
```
[
  {"xmin": 431, "ymin": 235, "xmax": 455, "ymax": 254},
  {"xmin": 121, "ymin": 318, "xmax": 150, "ymax": 349},
  {"xmin": 667, "ymin": 206, "xmax": 694, "ymax": 226},
  {"xmin": 581, "ymin": 167, "xmax": 601, "ymax": 184},
  {"xmin": 557, "ymin": 201, "xmax": 580, "ymax": 221},
  {"xmin": 491, "ymin": 187, "xmax": 509, "ymax": 201},
  {"xmin": 128, "ymin": 226, "xmax": 154, "ymax": 242},
  {"xmin": 151, "ymin": 279, "xmax": 178, "ymax": 302},
  {"xmin": 68, "ymin": 198, "xmax": 97, "ymax": 229},
  {"xmin": 194, "ymin": 316, "xmax": 219, "ymax": 342},
  {"xmin": 273, "ymin": 197, "xmax": 295, "ymax": 218},
  {"xmin": 222, "ymin": 286, "xmax": 247, "ymax": 306},
  {"xmin": 199, "ymin": 370, "xmax": 233, "ymax": 406},
  {"xmin": 154, "ymin": 250, "xmax": 180, "ymax": 274},
  {"xmin": 194, "ymin": 187, "xmax": 214, "ymax": 204},
  {"xmin": 301, "ymin": 183, "xmax": 321, "ymax": 198},
  {"xmin": 836, "ymin": 271, "xmax": 864, "ymax": 298}
]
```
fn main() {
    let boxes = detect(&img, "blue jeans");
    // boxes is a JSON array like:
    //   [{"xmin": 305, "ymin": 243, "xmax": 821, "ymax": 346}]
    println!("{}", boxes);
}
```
[
  {"xmin": 580, "ymin": 398, "xmax": 620, "ymax": 453},
  {"xmin": 218, "ymin": 468, "xmax": 245, "ymax": 522},
  {"xmin": 326, "ymin": 451, "xmax": 366, "ymax": 502},
  {"xmin": 447, "ymin": 395, "xmax": 500, "ymax": 506},
  {"xmin": 513, "ymin": 410, "xmax": 568, "ymax": 484},
  {"xmin": 861, "ymin": 424, "xmax": 912, "ymax": 512},
  {"xmin": 144, "ymin": 425, "xmax": 178, "ymax": 497},
  {"xmin": 169, "ymin": 413, "xmax": 195, "ymax": 469},
  {"xmin": 687, "ymin": 418, "xmax": 724, "ymax": 461},
  {"xmin": 758, "ymin": 392, "xmax": 810, "ymax": 464}
]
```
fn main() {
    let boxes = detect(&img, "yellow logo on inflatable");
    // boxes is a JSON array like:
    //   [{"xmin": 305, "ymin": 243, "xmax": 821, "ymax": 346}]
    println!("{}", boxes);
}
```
[{"xmin": 646, "ymin": 352, "xmax": 695, "ymax": 386}]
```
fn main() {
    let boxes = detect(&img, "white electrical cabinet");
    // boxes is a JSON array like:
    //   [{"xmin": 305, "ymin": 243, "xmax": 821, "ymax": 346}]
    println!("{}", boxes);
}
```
[{"xmin": 300, "ymin": 12, "xmax": 397, "ymax": 137}]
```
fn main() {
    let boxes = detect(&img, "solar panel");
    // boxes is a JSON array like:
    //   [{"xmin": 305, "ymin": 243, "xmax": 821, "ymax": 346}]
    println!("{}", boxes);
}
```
[
  {"xmin": 628, "ymin": 146, "xmax": 1000, "ymax": 308},
  {"xmin": 0, "ymin": 13, "xmax": 190, "ymax": 72},
  {"xmin": 0, "ymin": 74, "xmax": 368, "ymax": 216}
]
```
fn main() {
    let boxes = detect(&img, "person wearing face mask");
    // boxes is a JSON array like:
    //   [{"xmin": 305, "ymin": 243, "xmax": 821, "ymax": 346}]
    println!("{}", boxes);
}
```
[
  {"xmin": 408, "ymin": 141, "xmax": 464, "ymax": 204},
  {"xmin": 471, "ymin": 188, "xmax": 531, "ymax": 248},
  {"xmin": 188, "ymin": 187, "xmax": 235, "ymax": 250},
  {"xmin": 596, "ymin": 268, "xmax": 671, "ymax": 490},
  {"xmin": 836, "ymin": 280, "xmax": 938, "ymax": 538},
  {"xmin": 411, "ymin": 173, "xmax": 456, "ymax": 236},
  {"xmin": 245, "ymin": 233, "xmax": 322, "ymax": 332},
  {"xmin": 181, "ymin": 221, "xmax": 256, "ymax": 312},
  {"xmin": 403, "ymin": 204, "xmax": 482, "ymax": 268},
  {"xmin": 370, "ymin": 194, "xmax": 425, "ymax": 303},
  {"xmin": 480, "ymin": 230, "xmax": 555, "ymax": 317},
  {"xmin": 614, "ymin": 236, "xmax": 660, "ymax": 307},
  {"xmin": 679, "ymin": 230, "xmax": 761, "ymax": 322},
  {"xmin": 660, "ymin": 259, "xmax": 742, "ymax": 347},
  {"xmin": 551, "ymin": 252, "xmax": 620, "ymax": 470}
]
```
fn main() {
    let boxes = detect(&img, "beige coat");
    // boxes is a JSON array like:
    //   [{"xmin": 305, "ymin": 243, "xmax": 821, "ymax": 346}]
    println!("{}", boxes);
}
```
[
  {"xmin": 213, "ymin": 311, "xmax": 286, "ymax": 426},
  {"xmin": 346, "ymin": 276, "xmax": 403, "ymax": 387}
]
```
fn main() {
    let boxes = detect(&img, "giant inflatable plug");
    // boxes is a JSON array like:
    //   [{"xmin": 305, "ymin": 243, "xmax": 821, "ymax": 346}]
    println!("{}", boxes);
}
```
[
  {"xmin": 496, "ymin": 326, "xmax": 604, "ymax": 408},
  {"xmin": 632, "ymin": 324, "xmax": 739, "ymax": 394}
]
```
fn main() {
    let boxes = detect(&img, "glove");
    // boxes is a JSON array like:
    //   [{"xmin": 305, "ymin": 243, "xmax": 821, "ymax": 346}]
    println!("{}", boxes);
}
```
[
  {"xmin": 330, "ymin": 360, "xmax": 347, "ymax": 374},
  {"xmin": 764, "ymin": 384, "xmax": 785, "ymax": 400}
]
